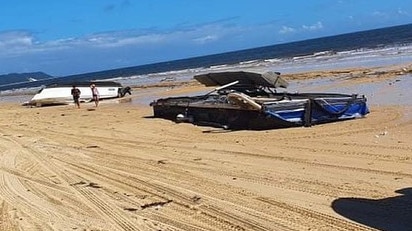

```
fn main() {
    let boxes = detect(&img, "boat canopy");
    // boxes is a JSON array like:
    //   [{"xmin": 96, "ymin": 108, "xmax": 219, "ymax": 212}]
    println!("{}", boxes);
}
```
[{"xmin": 194, "ymin": 71, "xmax": 289, "ymax": 88}]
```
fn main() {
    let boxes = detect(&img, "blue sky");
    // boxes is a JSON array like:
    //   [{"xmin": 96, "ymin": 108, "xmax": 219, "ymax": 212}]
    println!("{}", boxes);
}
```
[{"xmin": 0, "ymin": 0, "xmax": 411, "ymax": 76}]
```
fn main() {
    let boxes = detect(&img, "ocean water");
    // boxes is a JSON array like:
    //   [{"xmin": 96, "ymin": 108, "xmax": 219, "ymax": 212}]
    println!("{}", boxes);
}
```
[{"xmin": 1, "ymin": 23, "xmax": 412, "ymax": 106}]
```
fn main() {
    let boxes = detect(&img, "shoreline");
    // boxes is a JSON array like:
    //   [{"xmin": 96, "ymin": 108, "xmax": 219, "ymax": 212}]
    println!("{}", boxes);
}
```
[{"xmin": 2, "ymin": 61, "xmax": 412, "ymax": 107}]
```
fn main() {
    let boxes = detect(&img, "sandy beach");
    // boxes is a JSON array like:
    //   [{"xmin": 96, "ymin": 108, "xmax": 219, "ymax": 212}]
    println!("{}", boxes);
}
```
[{"xmin": 0, "ymin": 64, "xmax": 411, "ymax": 230}]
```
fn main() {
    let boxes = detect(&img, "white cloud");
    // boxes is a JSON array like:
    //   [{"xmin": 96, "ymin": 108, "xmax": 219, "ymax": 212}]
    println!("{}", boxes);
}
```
[
  {"xmin": 98, "ymin": 34, "xmax": 166, "ymax": 48},
  {"xmin": 0, "ymin": 31, "xmax": 41, "ymax": 58},
  {"xmin": 397, "ymin": 8, "xmax": 408, "ymax": 16},
  {"xmin": 0, "ymin": 18, "xmax": 283, "ymax": 61},
  {"xmin": 76, "ymin": 32, "xmax": 141, "ymax": 47},
  {"xmin": 302, "ymin": 21, "xmax": 323, "ymax": 31},
  {"xmin": 0, "ymin": 31, "xmax": 34, "ymax": 47},
  {"xmin": 0, "ymin": 22, "xmax": 236, "ymax": 74},
  {"xmin": 279, "ymin": 26, "xmax": 296, "ymax": 34},
  {"xmin": 371, "ymin": 8, "xmax": 409, "ymax": 20},
  {"xmin": 372, "ymin": 11, "xmax": 388, "ymax": 17},
  {"xmin": 279, "ymin": 21, "xmax": 323, "ymax": 35},
  {"xmin": 0, "ymin": 18, "xmax": 327, "ymax": 75},
  {"xmin": 192, "ymin": 35, "xmax": 218, "ymax": 44}
]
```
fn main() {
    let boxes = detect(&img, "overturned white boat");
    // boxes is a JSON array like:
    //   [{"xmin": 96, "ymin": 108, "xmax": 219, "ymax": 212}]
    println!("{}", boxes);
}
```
[{"xmin": 25, "ymin": 81, "xmax": 131, "ymax": 107}]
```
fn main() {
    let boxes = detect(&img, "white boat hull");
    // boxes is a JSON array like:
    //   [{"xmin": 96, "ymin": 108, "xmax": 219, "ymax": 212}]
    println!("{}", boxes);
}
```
[{"xmin": 26, "ymin": 81, "xmax": 128, "ymax": 106}]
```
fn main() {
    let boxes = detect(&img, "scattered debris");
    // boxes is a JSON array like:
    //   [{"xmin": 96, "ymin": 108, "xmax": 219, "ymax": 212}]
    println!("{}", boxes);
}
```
[
  {"xmin": 141, "ymin": 200, "xmax": 173, "ymax": 210},
  {"xmin": 191, "ymin": 196, "xmax": 201, "ymax": 203},
  {"xmin": 70, "ymin": 181, "xmax": 87, "ymax": 186},
  {"xmin": 86, "ymin": 145, "xmax": 100, "ymax": 149},
  {"xmin": 157, "ymin": 160, "xmax": 167, "ymax": 164},
  {"xmin": 375, "ymin": 131, "xmax": 388, "ymax": 138},
  {"xmin": 86, "ymin": 182, "xmax": 102, "ymax": 188}
]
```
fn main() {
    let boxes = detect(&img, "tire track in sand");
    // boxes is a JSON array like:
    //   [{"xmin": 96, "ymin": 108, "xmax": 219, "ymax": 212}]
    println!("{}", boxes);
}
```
[
  {"xmin": 257, "ymin": 197, "xmax": 377, "ymax": 231},
  {"xmin": 55, "ymin": 156, "xmax": 293, "ymax": 231},
  {"xmin": 1, "ymin": 133, "xmax": 145, "ymax": 230}
]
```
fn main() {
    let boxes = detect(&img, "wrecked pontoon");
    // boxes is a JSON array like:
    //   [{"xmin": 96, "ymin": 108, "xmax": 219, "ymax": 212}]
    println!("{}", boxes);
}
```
[{"xmin": 150, "ymin": 71, "xmax": 369, "ymax": 130}]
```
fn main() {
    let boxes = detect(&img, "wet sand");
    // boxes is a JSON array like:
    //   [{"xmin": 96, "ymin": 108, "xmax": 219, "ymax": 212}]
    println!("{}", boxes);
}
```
[{"xmin": 0, "ymin": 63, "xmax": 411, "ymax": 230}]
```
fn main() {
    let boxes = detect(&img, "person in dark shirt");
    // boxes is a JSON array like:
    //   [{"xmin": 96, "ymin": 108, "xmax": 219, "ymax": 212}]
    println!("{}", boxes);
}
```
[{"xmin": 71, "ymin": 85, "xmax": 81, "ymax": 108}]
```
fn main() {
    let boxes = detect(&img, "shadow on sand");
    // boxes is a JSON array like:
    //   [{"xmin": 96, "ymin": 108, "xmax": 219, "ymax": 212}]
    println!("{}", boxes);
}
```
[{"xmin": 332, "ymin": 187, "xmax": 412, "ymax": 231}]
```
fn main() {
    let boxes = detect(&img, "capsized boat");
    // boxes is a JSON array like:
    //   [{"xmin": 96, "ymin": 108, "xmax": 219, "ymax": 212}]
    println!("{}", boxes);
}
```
[
  {"xmin": 25, "ymin": 81, "xmax": 131, "ymax": 107},
  {"xmin": 149, "ymin": 71, "xmax": 369, "ymax": 130}
]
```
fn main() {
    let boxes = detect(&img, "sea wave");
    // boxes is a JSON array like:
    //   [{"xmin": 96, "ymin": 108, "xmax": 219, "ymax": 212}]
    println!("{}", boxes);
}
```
[
  {"xmin": 1, "ymin": 42, "xmax": 412, "ymax": 95},
  {"xmin": 107, "ymin": 44, "xmax": 412, "ymax": 88}
]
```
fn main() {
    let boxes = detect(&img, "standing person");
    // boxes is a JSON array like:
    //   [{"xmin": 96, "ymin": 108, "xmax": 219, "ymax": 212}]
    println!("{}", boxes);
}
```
[
  {"xmin": 90, "ymin": 84, "xmax": 100, "ymax": 107},
  {"xmin": 71, "ymin": 85, "xmax": 81, "ymax": 108}
]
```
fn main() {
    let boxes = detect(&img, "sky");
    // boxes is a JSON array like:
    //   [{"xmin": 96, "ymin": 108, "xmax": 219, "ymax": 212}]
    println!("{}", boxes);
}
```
[{"xmin": 0, "ymin": 0, "xmax": 411, "ymax": 76}]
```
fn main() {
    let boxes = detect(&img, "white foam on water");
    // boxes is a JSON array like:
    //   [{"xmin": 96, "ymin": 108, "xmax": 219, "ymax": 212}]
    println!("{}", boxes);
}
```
[{"xmin": 2, "ymin": 44, "xmax": 412, "ymax": 106}]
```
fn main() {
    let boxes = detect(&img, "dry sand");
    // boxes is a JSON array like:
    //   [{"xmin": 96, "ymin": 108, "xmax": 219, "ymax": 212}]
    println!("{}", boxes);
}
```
[{"xmin": 0, "ymin": 64, "xmax": 411, "ymax": 230}]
